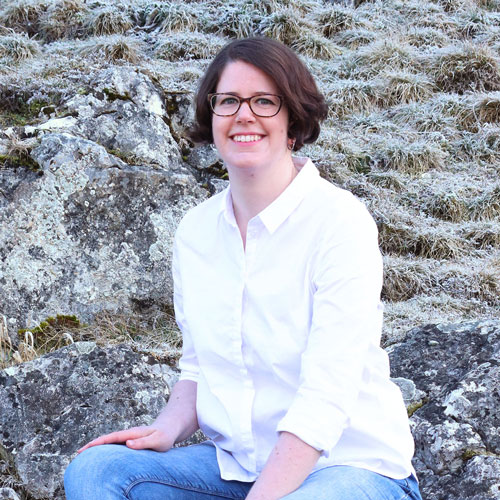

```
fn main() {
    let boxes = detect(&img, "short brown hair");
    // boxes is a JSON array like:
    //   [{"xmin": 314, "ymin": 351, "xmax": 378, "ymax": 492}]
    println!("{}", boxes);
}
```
[{"xmin": 189, "ymin": 37, "xmax": 328, "ymax": 151}]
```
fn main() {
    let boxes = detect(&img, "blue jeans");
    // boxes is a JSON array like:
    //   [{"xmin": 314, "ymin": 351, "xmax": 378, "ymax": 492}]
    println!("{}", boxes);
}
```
[{"xmin": 64, "ymin": 441, "xmax": 422, "ymax": 500}]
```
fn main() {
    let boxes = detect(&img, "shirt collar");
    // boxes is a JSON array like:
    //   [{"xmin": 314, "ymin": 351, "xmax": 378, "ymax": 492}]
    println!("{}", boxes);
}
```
[
  {"xmin": 258, "ymin": 157, "xmax": 319, "ymax": 234},
  {"xmin": 219, "ymin": 157, "xmax": 319, "ymax": 233}
]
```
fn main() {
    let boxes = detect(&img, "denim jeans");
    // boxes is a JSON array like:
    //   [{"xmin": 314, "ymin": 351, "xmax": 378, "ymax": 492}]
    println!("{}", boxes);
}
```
[{"xmin": 64, "ymin": 441, "xmax": 422, "ymax": 500}]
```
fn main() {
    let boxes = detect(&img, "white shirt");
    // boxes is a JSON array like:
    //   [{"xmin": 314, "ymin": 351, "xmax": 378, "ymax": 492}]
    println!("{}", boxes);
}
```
[{"xmin": 173, "ymin": 157, "xmax": 415, "ymax": 482}]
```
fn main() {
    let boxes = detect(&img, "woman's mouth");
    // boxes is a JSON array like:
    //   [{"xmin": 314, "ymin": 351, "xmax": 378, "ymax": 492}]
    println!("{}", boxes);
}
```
[{"xmin": 232, "ymin": 134, "xmax": 263, "ymax": 143}]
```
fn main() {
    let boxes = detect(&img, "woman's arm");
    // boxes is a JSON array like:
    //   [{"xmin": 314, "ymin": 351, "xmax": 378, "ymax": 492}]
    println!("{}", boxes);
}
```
[
  {"xmin": 77, "ymin": 379, "xmax": 198, "ymax": 453},
  {"xmin": 246, "ymin": 432, "xmax": 320, "ymax": 500}
]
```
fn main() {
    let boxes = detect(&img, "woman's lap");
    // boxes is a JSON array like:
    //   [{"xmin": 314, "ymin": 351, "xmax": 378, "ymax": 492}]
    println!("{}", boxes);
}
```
[
  {"xmin": 64, "ymin": 442, "xmax": 251, "ymax": 500},
  {"xmin": 64, "ymin": 442, "xmax": 421, "ymax": 500}
]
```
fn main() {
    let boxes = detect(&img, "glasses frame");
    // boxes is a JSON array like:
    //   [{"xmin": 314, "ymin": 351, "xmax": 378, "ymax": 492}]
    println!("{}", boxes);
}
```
[{"xmin": 207, "ymin": 93, "xmax": 283, "ymax": 118}]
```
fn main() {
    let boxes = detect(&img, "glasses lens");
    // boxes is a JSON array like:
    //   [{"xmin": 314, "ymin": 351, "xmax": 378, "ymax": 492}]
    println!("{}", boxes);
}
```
[
  {"xmin": 250, "ymin": 95, "xmax": 281, "ymax": 117},
  {"xmin": 211, "ymin": 94, "xmax": 240, "ymax": 116}
]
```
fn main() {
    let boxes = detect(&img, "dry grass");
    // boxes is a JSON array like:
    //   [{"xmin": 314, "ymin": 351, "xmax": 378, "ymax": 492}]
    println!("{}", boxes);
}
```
[
  {"xmin": 39, "ymin": 0, "xmax": 87, "ymax": 41},
  {"xmin": 0, "ymin": 33, "xmax": 39, "ymax": 62},
  {"xmin": 460, "ymin": 221, "xmax": 500, "ymax": 249},
  {"xmin": 431, "ymin": 43, "xmax": 500, "ymax": 94},
  {"xmin": 326, "ymin": 79, "xmax": 380, "ymax": 119},
  {"xmin": 334, "ymin": 27, "xmax": 376, "ymax": 48},
  {"xmin": 424, "ymin": 191, "xmax": 470, "ymax": 222},
  {"xmin": 380, "ymin": 71, "xmax": 435, "ymax": 106},
  {"xmin": 457, "ymin": 8, "xmax": 491, "ymax": 39},
  {"xmin": 404, "ymin": 27, "xmax": 450, "ymax": 48},
  {"xmin": 210, "ymin": 4, "xmax": 261, "ymax": 38},
  {"xmin": 378, "ymin": 139, "xmax": 448, "ymax": 175},
  {"xmin": 258, "ymin": 8, "xmax": 315, "ymax": 46},
  {"xmin": 84, "ymin": 6, "xmax": 133, "ymax": 37},
  {"xmin": 0, "ymin": 309, "xmax": 182, "ymax": 369},
  {"xmin": 351, "ymin": 39, "xmax": 420, "ymax": 78},
  {"xmin": 155, "ymin": 33, "xmax": 227, "ymax": 62},
  {"xmin": 291, "ymin": 30, "xmax": 342, "ymax": 59},
  {"xmin": 315, "ymin": 5, "xmax": 359, "ymax": 38},
  {"xmin": 476, "ymin": 92, "xmax": 500, "ymax": 123},
  {"xmin": 0, "ymin": 0, "xmax": 50, "ymax": 37},
  {"xmin": 79, "ymin": 35, "xmax": 143, "ymax": 63},
  {"xmin": 382, "ymin": 256, "xmax": 435, "ymax": 301},
  {"xmin": 470, "ymin": 185, "xmax": 500, "ymax": 220}
]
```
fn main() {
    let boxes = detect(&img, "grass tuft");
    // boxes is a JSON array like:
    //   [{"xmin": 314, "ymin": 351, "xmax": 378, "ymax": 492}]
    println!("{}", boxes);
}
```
[
  {"xmin": 326, "ymin": 79, "xmax": 381, "ymax": 119},
  {"xmin": 405, "ymin": 27, "xmax": 450, "ymax": 48},
  {"xmin": 0, "ymin": 0, "xmax": 50, "ymax": 37},
  {"xmin": 382, "ymin": 257, "xmax": 434, "ymax": 302},
  {"xmin": 39, "ymin": 0, "xmax": 87, "ymax": 41},
  {"xmin": 258, "ymin": 8, "xmax": 314, "ymax": 46},
  {"xmin": 424, "ymin": 191, "xmax": 470, "ymax": 222},
  {"xmin": 378, "ymin": 140, "xmax": 448, "ymax": 175},
  {"xmin": 315, "ymin": 5, "xmax": 359, "ymax": 38},
  {"xmin": 380, "ymin": 71, "xmax": 435, "ymax": 105},
  {"xmin": 0, "ymin": 32, "xmax": 39, "ymax": 62},
  {"xmin": 431, "ymin": 43, "xmax": 500, "ymax": 94},
  {"xmin": 155, "ymin": 33, "xmax": 227, "ymax": 62},
  {"xmin": 291, "ymin": 30, "xmax": 342, "ymax": 59},
  {"xmin": 334, "ymin": 27, "xmax": 376, "ymax": 48},
  {"xmin": 470, "ymin": 185, "xmax": 500, "ymax": 220},
  {"xmin": 476, "ymin": 92, "xmax": 500, "ymax": 124},
  {"xmin": 79, "ymin": 35, "xmax": 143, "ymax": 63},
  {"xmin": 84, "ymin": 6, "xmax": 133, "ymax": 37}
]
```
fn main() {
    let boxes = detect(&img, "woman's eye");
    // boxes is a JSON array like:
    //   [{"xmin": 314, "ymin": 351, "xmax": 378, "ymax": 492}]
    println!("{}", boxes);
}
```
[
  {"xmin": 220, "ymin": 97, "xmax": 238, "ymax": 106},
  {"xmin": 255, "ymin": 97, "xmax": 274, "ymax": 106}
]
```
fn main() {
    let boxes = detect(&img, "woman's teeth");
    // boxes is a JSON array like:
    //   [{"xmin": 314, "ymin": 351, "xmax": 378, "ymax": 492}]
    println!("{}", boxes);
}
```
[{"xmin": 233, "ymin": 135, "xmax": 262, "ymax": 142}]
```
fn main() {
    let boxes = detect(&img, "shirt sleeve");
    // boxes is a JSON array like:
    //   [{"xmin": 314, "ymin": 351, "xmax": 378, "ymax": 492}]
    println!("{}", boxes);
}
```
[
  {"xmin": 172, "ymin": 228, "xmax": 200, "ymax": 382},
  {"xmin": 276, "ymin": 199, "xmax": 384, "ymax": 454}
]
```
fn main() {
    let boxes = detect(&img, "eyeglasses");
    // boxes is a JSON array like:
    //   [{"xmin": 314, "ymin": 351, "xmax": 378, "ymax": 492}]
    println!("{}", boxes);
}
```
[{"xmin": 208, "ymin": 93, "xmax": 283, "ymax": 117}]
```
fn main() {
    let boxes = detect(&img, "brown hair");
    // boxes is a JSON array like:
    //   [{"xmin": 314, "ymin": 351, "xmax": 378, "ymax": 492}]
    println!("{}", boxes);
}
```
[{"xmin": 188, "ymin": 37, "xmax": 328, "ymax": 151}]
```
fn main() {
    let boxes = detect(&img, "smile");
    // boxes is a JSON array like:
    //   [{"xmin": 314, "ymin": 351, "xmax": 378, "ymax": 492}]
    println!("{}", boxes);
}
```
[{"xmin": 232, "ymin": 135, "xmax": 263, "ymax": 143}]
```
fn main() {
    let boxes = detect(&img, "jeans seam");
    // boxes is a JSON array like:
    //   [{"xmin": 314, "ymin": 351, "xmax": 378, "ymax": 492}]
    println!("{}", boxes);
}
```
[{"xmin": 124, "ymin": 476, "xmax": 247, "ymax": 500}]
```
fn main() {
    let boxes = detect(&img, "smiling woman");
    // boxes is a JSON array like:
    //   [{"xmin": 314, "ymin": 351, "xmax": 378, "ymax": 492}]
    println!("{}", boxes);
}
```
[{"xmin": 64, "ymin": 37, "xmax": 422, "ymax": 500}]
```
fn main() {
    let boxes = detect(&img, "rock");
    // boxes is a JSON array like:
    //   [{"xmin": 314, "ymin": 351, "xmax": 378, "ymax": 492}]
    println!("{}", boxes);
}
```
[
  {"xmin": 59, "ymin": 67, "xmax": 185, "ymax": 172},
  {"xmin": 0, "ymin": 132, "xmax": 207, "ymax": 331},
  {"xmin": 0, "ymin": 488, "xmax": 20, "ymax": 500},
  {"xmin": 390, "ymin": 319, "xmax": 500, "ymax": 500},
  {"xmin": 0, "ymin": 342, "xmax": 180, "ymax": 500}
]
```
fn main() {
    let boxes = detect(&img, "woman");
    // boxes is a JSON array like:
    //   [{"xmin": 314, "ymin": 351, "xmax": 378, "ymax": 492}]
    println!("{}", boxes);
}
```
[{"xmin": 64, "ymin": 37, "xmax": 422, "ymax": 500}]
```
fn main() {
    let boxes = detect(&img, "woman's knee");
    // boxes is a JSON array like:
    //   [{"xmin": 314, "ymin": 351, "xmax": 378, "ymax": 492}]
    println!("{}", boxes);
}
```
[{"xmin": 64, "ymin": 445, "xmax": 132, "ymax": 499}]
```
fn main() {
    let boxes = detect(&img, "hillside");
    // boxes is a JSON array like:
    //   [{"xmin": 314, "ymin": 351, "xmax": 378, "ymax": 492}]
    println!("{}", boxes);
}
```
[{"xmin": 0, "ymin": 0, "xmax": 499, "ymax": 360}]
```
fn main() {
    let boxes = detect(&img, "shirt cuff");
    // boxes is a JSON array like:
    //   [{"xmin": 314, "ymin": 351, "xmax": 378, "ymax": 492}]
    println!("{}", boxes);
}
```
[{"xmin": 276, "ymin": 391, "xmax": 348, "ymax": 457}]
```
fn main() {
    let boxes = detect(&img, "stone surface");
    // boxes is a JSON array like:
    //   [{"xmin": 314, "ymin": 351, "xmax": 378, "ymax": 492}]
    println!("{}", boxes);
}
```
[
  {"xmin": 0, "ymin": 342, "xmax": 179, "ymax": 500},
  {"xmin": 0, "ymin": 132, "xmax": 207, "ymax": 332},
  {"xmin": 54, "ymin": 67, "xmax": 185, "ymax": 172},
  {"xmin": 390, "ymin": 319, "xmax": 500, "ymax": 500}
]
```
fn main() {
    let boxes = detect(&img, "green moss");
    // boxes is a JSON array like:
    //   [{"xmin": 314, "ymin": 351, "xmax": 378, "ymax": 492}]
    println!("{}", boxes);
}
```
[
  {"xmin": 106, "ymin": 148, "xmax": 140, "ymax": 165},
  {"xmin": 102, "ymin": 87, "xmax": 132, "ymax": 102},
  {"xmin": 18, "ymin": 315, "xmax": 83, "ymax": 353},
  {"xmin": 407, "ymin": 398, "xmax": 428, "ymax": 417},
  {"xmin": 0, "ymin": 153, "xmax": 41, "ymax": 172},
  {"xmin": 18, "ymin": 314, "xmax": 81, "ymax": 337}
]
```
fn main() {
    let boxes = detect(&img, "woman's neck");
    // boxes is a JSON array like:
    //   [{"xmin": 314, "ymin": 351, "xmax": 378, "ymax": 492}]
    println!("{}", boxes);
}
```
[{"xmin": 228, "ymin": 154, "xmax": 298, "ymax": 247}]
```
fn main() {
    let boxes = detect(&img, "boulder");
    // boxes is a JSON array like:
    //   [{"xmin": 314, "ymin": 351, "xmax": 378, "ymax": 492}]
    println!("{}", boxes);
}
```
[
  {"xmin": 37, "ymin": 67, "xmax": 185, "ymax": 172},
  {"xmin": 0, "ymin": 342, "xmax": 180, "ymax": 500},
  {"xmin": 0, "ymin": 132, "xmax": 207, "ymax": 333},
  {"xmin": 389, "ymin": 320, "xmax": 500, "ymax": 500}
]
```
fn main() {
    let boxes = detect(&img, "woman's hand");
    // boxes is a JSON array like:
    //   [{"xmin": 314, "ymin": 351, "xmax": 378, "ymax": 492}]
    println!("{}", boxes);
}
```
[{"xmin": 77, "ymin": 425, "xmax": 175, "ymax": 454}]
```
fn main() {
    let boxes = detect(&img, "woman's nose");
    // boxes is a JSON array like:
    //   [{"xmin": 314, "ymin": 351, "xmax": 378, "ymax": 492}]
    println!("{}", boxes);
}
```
[{"xmin": 235, "ymin": 101, "xmax": 255, "ymax": 122}]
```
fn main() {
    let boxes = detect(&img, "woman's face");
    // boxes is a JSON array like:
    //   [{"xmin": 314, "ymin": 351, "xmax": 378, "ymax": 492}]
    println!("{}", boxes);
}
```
[{"xmin": 211, "ymin": 60, "xmax": 290, "ymax": 173}]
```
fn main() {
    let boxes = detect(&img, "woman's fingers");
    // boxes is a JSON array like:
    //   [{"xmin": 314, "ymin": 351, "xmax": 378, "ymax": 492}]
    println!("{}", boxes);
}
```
[
  {"xmin": 125, "ymin": 429, "xmax": 173, "ymax": 452},
  {"xmin": 77, "ymin": 426, "xmax": 154, "ymax": 453}
]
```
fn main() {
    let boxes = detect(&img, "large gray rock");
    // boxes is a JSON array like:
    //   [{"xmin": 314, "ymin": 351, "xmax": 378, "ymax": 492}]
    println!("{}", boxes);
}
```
[
  {"xmin": 0, "ymin": 342, "xmax": 179, "ymax": 500},
  {"xmin": 0, "ymin": 132, "xmax": 207, "ymax": 332},
  {"xmin": 44, "ymin": 67, "xmax": 185, "ymax": 172},
  {"xmin": 389, "ymin": 320, "xmax": 500, "ymax": 500}
]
